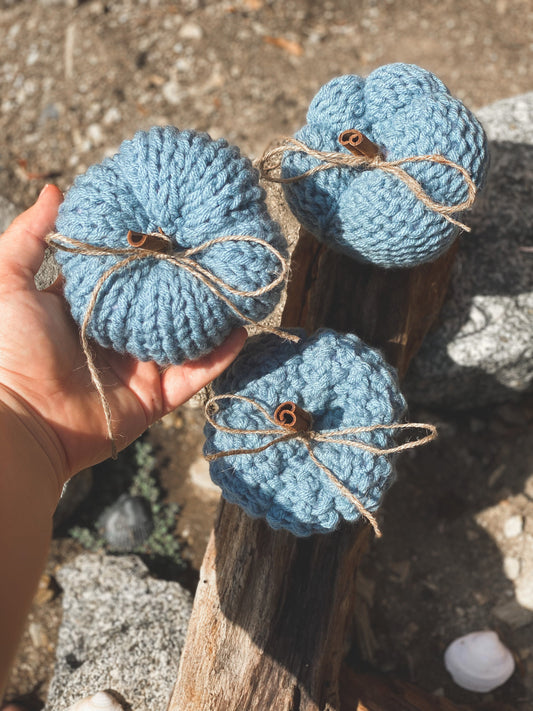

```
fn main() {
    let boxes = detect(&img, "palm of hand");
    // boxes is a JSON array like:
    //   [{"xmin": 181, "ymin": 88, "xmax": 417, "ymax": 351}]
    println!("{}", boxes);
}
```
[
  {"xmin": 0, "ymin": 186, "xmax": 246, "ymax": 483},
  {"xmin": 0, "ymin": 270, "xmax": 161, "ymax": 476}
]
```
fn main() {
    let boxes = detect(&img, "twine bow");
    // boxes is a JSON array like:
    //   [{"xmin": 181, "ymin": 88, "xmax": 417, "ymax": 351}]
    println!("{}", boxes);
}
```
[
  {"xmin": 46, "ymin": 230, "xmax": 295, "ymax": 459},
  {"xmin": 255, "ymin": 130, "xmax": 477, "ymax": 231},
  {"xmin": 205, "ymin": 394, "xmax": 438, "ymax": 537}
]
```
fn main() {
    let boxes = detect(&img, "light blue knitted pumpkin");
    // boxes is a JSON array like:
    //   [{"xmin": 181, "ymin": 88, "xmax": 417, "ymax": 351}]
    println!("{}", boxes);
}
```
[
  {"xmin": 55, "ymin": 126, "xmax": 287, "ymax": 364},
  {"xmin": 282, "ymin": 63, "xmax": 489, "ymax": 267},
  {"xmin": 204, "ymin": 329, "xmax": 406, "ymax": 536}
]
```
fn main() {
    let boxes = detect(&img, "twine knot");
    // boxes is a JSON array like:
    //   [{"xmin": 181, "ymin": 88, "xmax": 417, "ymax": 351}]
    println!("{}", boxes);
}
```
[
  {"xmin": 205, "ymin": 394, "xmax": 438, "ymax": 537},
  {"xmin": 46, "ymin": 230, "xmax": 295, "ymax": 459},
  {"xmin": 255, "ymin": 129, "xmax": 477, "ymax": 231}
]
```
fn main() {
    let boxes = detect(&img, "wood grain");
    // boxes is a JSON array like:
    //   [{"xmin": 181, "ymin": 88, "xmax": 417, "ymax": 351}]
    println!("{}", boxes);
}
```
[
  {"xmin": 168, "ymin": 227, "xmax": 459, "ymax": 711},
  {"xmin": 340, "ymin": 668, "xmax": 472, "ymax": 711}
]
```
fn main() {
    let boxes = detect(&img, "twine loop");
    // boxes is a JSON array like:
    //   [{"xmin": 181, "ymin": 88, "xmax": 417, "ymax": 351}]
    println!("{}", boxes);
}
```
[
  {"xmin": 254, "ymin": 132, "xmax": 477, "ymax": 231},
  {"xmin": 46, "ymin": 230, "xmax": 295, "ymax": 459},
  {"xmin": 205, "ymin": 394, "xmax": 438, "ymax": 537}
]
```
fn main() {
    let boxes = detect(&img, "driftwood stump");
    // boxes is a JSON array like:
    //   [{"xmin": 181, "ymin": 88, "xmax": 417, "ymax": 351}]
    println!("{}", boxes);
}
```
[{"xmin": 167, "ymin": 227, "xmax": 459, "ymax": 711}]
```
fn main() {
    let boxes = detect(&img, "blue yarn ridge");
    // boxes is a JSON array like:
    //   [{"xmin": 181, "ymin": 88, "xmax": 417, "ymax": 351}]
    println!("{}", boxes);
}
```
[
  {"xmin": 55, "ymin": 126, "xmax": 287, "ymax": 364},
  {"xmin": 204, "ymin": 329, "xmax": 406, "ymax": 536},
  {"xmin": 282, "ymin": 63, "xmax": 489, "ymax": 267}
]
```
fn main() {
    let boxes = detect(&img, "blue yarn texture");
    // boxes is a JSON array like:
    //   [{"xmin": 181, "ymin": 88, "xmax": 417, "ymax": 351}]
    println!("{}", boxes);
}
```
[
  {"xmin": 282, "ymin": 63, "xmax": 489, "ymax": 267},
  {"xmin": 55, "ymin": 126, "xmax": 287, "ymax": 364},
  {"xmin": 204, "ymin": 329, "xmax": 406, "ymax": 536}
]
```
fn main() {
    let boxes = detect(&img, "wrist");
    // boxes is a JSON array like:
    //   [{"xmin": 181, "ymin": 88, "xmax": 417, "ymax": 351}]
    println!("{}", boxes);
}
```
[{"xmin": 0, "ymin": 384, "xmax": 68, "ymax": 507}]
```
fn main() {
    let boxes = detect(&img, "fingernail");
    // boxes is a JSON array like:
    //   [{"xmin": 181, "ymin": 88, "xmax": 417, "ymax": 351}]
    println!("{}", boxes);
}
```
[{"xmin": 39, "ymin": 184, "xmax": 50, "ymax": 199}]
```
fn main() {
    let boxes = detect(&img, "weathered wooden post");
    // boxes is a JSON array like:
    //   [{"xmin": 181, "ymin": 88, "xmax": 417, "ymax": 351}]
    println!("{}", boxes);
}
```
[{"xmin": 166, "ymin": 217, "xmax": 460, "ymax": 711}]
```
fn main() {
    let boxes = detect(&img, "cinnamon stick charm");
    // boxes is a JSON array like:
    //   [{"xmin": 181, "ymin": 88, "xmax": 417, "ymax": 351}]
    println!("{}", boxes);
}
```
[
  {"xmin": 127, "ymin": 229, "xmax": 173, "ymax": 253},
  {"xmin": 273, "ymin": 401, "xmax": 313, "ymax": 433},
  {"xmin": 338, "ymin": 129, "xmax": 382, "ymax": 160}
]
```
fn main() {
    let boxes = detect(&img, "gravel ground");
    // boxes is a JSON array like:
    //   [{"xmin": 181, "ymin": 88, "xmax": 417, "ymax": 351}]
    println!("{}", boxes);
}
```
[
  {"xmin": 1, "ymin": 1, "xmax": 533, "ymax": 709},
  {"xmin": 1, "ymin": 0, "xmax": 532, "ymax": 208}
]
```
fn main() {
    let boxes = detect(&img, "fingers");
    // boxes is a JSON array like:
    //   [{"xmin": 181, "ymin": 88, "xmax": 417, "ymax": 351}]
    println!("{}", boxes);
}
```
[
  {"xmin": 0, "ymin": 185, "xmax": 63, "ymax": 283},
  {"xmin": 161, "ymin": 327, "xmax": 248, "ymax": 414}
]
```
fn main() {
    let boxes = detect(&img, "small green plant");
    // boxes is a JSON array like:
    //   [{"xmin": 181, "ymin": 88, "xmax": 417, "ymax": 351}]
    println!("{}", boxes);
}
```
[
  {"xmin": 68, "ymin": 436, "xmax": 184, "ymax": 576},
  {"xmin": 129, "ymin": 440, "xmax": 182, "ymax": 563},
  {"xmin": 68, "ymin": 525, "xmax": 105, "ymax": 551}
]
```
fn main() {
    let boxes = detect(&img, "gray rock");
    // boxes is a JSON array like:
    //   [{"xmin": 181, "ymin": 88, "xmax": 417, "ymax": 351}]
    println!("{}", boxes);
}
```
[
  {"xmin": 35, "ymin": 249, "xmax": 60, "ymax": 290},
  {"xmin": 404, "ymin": 93, "xmax": 533, "ymax": 408},
  {"xmin": 99, "ymin": 494, "xmax": 154, "ymax": 551},
  {"xmin": 44, "ymin": 554, "xmax": 192, "ymax": 711}
]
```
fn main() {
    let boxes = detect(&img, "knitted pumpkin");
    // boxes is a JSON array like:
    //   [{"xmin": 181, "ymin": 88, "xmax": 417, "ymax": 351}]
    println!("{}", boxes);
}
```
[
  {"xmin": 54, "ymin": 126, "xmax": 287, "ymax": 364},
  {"xmin": 281, "ymin": 63, "xmax": 489, "ymax": 267},
  {"xmin": 204, "ymin": 329, "xmax": 408, "ymax": 536}
]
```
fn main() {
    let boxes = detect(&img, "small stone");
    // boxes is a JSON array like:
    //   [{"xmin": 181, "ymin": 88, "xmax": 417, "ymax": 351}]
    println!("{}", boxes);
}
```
[
  {"xmin": 33, "ymin": 574, "xmax": 56, "ymax": 606},
  {"xmin": 102, "ymin": 106, "xmax": 121, "ymax": 125},
  {"xmin": 88, "ymin": 0, "xmax": 106, "ymax": 14},
  {"xmin": 99, "ymin": 494, "xmax": 154, "ymax": 551},
  {"xmin": 39, "ymin": 102, "xmax": 60, "ymax": 125},
  {"xmin": 503, "ymin": 556, "xmax": 521, "ymax": 580},
  {"xmin": 28, "ymin": 621, "xmax": 48, "ymax": 648},
  {"xmin": 179, "ymin": 22, "xmax": 204, "ymax": 40},
  {"xmin": 175, "ymin": 56, "xmax": 193, "ymax": 73},
  {"xmin": 26, "ymin": 47, "xmax": 40, "ymax": 66},
  {"xmin": 162, "ymin": 79, "xmax": 183, "ymax": 106},
  {"xmin": 148, "ymin": 74, "xmax": 166, "ymax": 87},
  {"xmin": 504, "ymin": 514, "xmax": 523, "ymax": 538},
  {"xmin": 493, "ymin": 599, "xmax": 533, "ymax": 629},
  {"xmin": 87, "ymin": 123, "xmax": 104, "ymax": 146}
]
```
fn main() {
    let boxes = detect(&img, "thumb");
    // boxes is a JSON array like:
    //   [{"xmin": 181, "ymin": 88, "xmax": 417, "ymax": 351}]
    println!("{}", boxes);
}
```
[
  {"xmin": 0, "ymin": 185, "xmax": 63, "ymax": 282},
  {"xmin": 160, "ymin": 328, "xmax": 248, "ymax": 414}
]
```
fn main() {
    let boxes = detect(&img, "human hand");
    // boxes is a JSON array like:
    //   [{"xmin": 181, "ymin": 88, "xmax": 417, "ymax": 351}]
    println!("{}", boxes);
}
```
[{"xmin": 0, "ymin": 185, "xmax": 247, "ymax": 491}]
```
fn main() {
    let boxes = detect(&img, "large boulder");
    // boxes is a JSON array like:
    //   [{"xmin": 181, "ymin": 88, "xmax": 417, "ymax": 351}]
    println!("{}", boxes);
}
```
[
  {"xmin": 404, "ymin": 93, "xmax": 533, "ymax": 408},
  {"xmin": 44, "ymin": 554, "xmax": 192, "ymax": 711}
]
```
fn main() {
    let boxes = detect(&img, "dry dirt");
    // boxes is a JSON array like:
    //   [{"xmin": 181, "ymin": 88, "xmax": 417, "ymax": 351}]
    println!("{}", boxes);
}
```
[{"xmin": 1, "ymin": 0, "xmax": 533, "ymax": 709}]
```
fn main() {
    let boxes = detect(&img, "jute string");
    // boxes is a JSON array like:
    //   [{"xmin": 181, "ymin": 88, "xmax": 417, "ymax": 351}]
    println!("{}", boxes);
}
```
[
  {"xmin": 205, "ymin": 394, "xmax": 438, "ymax": 537},
  {"xmin": 46, "ymin": 231, "xmax": 296, "ymax": 459},
  {"xmin": 254, "ymin": 137, "xmax": 477, "ymax": 231}
]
